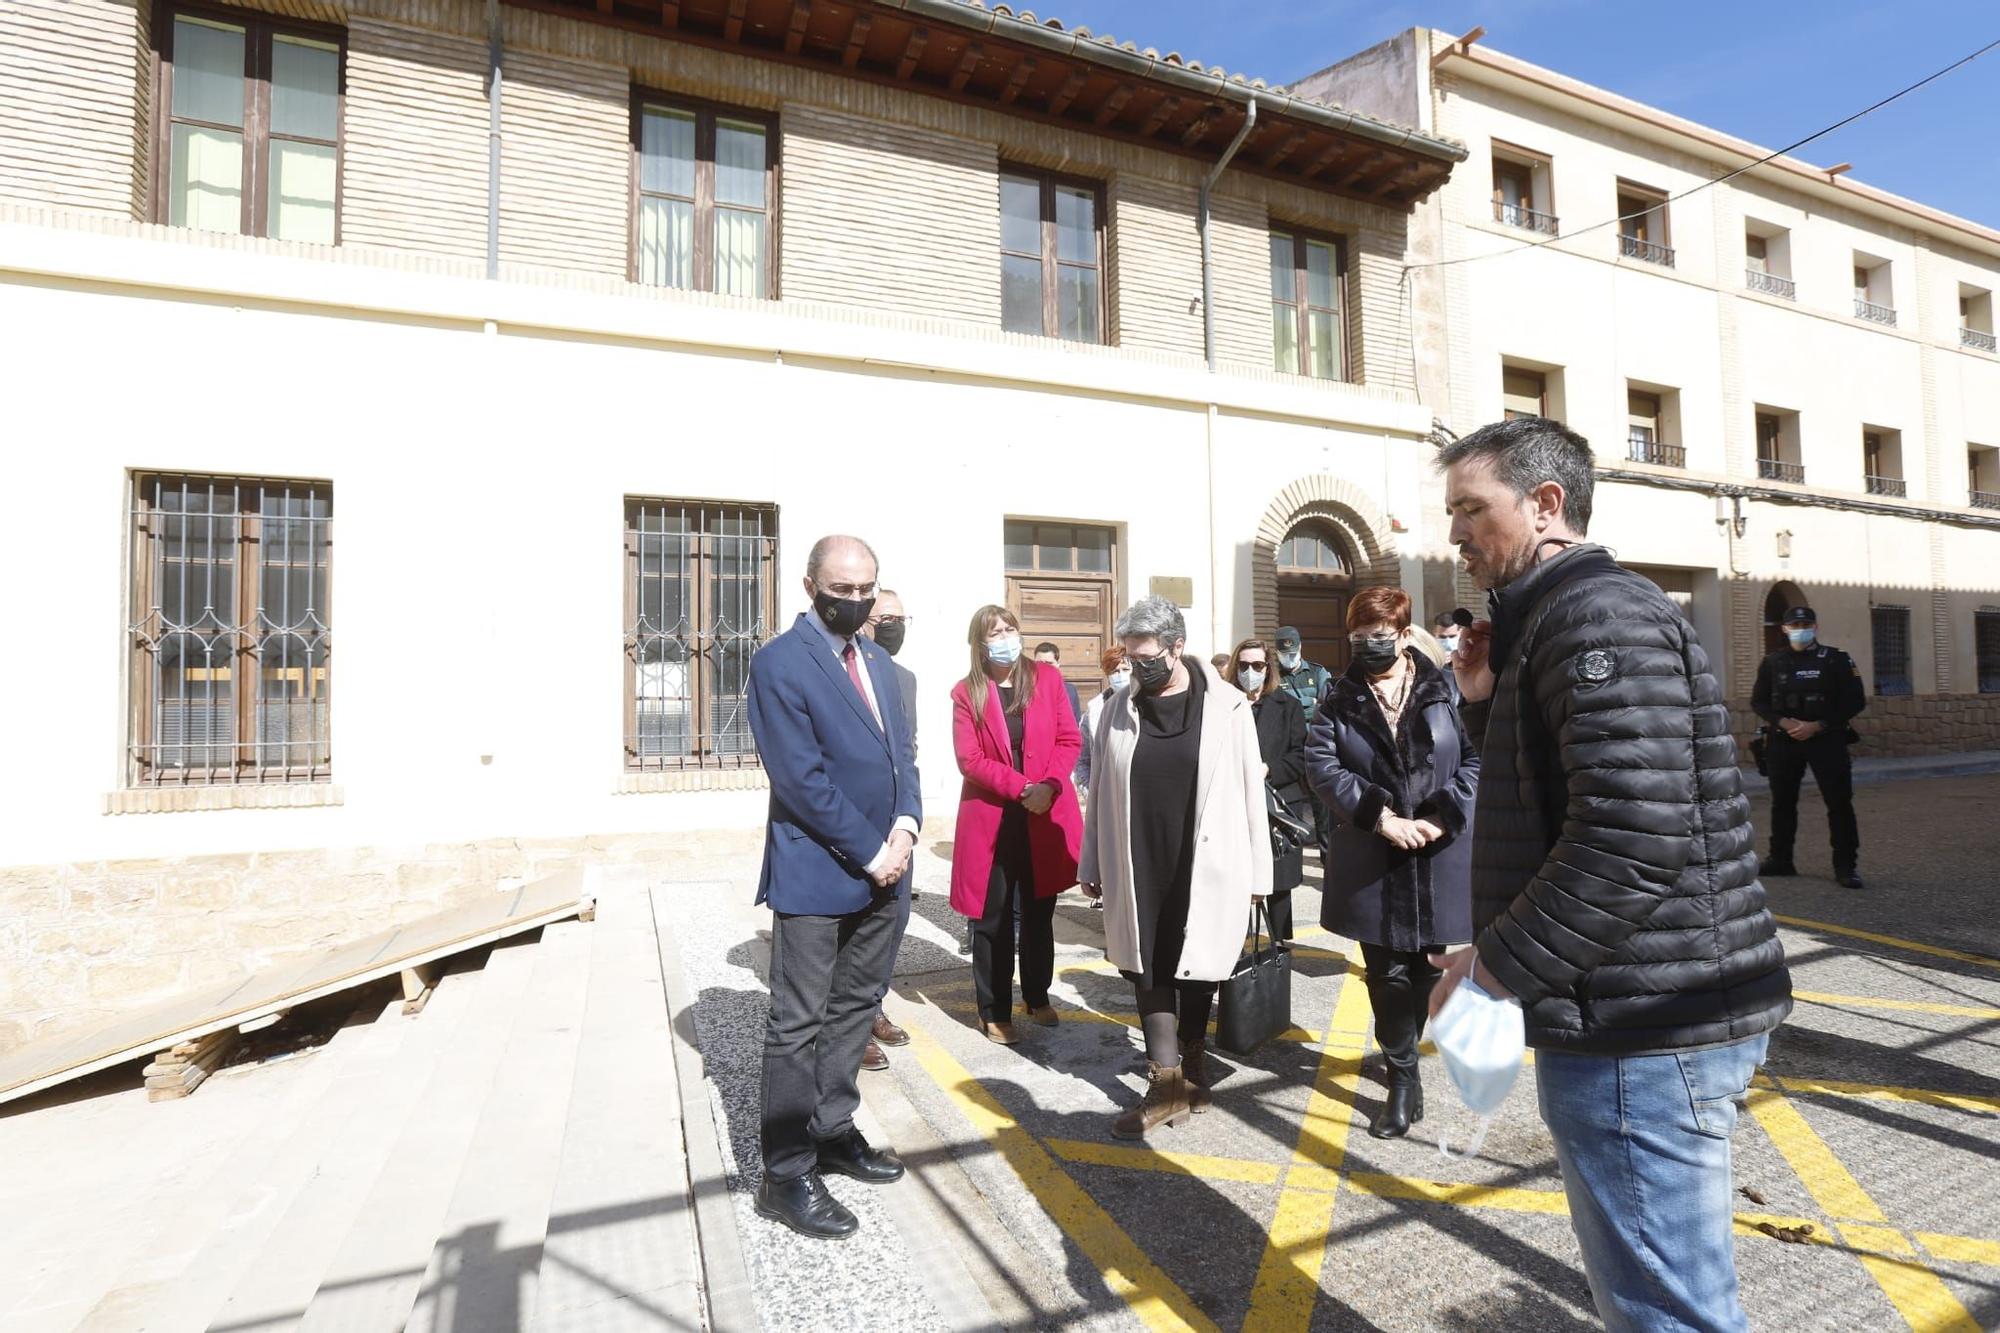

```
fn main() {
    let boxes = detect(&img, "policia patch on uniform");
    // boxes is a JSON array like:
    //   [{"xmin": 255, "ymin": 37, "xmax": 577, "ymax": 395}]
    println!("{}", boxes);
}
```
[{"xmin": 1576, "ymin": 649, "xmax": 1617, "ymax": 684}]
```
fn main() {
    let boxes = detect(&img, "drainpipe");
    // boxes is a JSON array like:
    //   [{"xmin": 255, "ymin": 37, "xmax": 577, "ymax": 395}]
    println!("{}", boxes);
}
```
[
  {"xmin": 486, "ymin": 0, "xmax": 502, "ymax": 280},
  {"xmin": 1198, "ymin": 98, "xmax": 1256, "ymax": 649}
]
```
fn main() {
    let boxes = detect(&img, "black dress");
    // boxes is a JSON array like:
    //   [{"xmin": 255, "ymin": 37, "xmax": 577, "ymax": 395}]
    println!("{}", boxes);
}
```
[{"xmin": 1122, "ymin": 669, "xmax": 1205, "ymax": 988}]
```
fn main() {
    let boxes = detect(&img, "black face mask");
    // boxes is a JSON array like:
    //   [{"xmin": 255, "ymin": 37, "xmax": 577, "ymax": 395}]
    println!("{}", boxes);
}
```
[
  {"xmin": 1132, "ymin": 652, "xmax": 1175, "ymax": 696},
  {"xmin": 813, "ymin": 588, "xmax": 875, "ymax": 638},
  {"xmin": 1351, "ymin": 636, "xmax": 1401, "ymax": 675},
  {"xmin": 872, "ymin": 621, "xmax": 906, "ymax": 657}
]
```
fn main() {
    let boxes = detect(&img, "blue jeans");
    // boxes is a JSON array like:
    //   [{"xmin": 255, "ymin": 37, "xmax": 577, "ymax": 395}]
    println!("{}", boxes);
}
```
[{"xmin": 1536, "ymin": 1033, "xmax": 1770, "ymax": 1333}]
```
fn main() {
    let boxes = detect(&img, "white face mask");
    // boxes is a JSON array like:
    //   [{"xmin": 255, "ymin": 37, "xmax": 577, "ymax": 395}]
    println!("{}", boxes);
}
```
[
  {"xmin": 1277, "ymin": 648, "xmax": 1302, "ymax": 670},
  {"xmin": 985, "ymin": 633, "xmax": 1023, "ymax": 666},
  {"xmin": 1107, "ymin": 669, "xmax": 1132, "ymax": 692},
  {"xmin": 1439, "ymin": 635, "xmax": 1460, "ymax": 655},
  {"xmin": 1238, "ymin": 667, "xmax": 1267, "ymax": 693},
  {"xmin": 1431, "ymin": 975, "xmax": 1525, "ymax": 1162}
]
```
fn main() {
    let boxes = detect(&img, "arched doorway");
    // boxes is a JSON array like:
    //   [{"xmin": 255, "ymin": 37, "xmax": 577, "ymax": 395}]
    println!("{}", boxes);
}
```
[
  {"xmin": 1763, "ymin": 581, "xmax": 1806, "ymax": 658},
  {"xmin": 1276, "ymin": 520, "xmax": 1355, "ymax": 672}
]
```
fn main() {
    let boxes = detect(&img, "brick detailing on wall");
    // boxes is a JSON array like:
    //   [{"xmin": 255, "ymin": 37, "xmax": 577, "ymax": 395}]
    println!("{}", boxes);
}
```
[
  {"xmin": 1251, "ymin": 473, "xmax": 1399, "ymax": 634},
  {"xmin": 342, "ymin": 18, "xmax": 490, "ymax": 260},
  {"xmin": 1727, "ymin": 574, "xmax": 1761, "ymax": 703},
  {"xmin": 0, "ymin": 0, "xmax": 146, "ymax": 216},
  {"xmin": 781, "ymin": 104, "xmax": 999, "ymax": 322},
  {"xmin": 1108, "ymin": 174, "xmax": 1202, "ymax": 356},
  {"xmin": 501, "ymin": 47, "xmax": 629, "ymax": 277},
  {"xmin": 1207, "ymin": 191, "xmax": 1273, "ymax": 371},
  {"xmin": 1931, "ymin": 524, "xmax": 1953, "ymax": 694},
  {"xmin": 0, "ymin": 827, "xmax": 768, "ymax": 1057}
]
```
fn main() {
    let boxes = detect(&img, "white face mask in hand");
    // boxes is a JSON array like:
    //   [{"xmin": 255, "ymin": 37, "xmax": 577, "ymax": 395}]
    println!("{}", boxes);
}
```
[{"xmin": 1431, "ymin": 974, "xmax": 1525, "ymax": 1160}]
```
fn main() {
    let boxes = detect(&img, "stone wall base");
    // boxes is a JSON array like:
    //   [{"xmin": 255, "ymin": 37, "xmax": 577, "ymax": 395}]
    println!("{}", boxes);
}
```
[
  {"xmin": 1728, "ymin": 694, "xmax": 2000, "ymax": 761},
  {"xmin": 0, "ymin": 827, "xmax": 773, "ymax": 1056}
]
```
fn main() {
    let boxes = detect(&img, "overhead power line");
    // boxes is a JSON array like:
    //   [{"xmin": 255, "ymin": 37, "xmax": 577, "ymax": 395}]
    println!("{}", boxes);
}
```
[{"xmin": 1401, "ymin": 34, "xmax": 2000, "ymax": 275}]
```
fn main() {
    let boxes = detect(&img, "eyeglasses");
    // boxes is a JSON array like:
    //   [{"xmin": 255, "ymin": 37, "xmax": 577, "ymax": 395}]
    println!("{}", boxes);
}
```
[
  {"xmin": 1237, "ymin": 658, "xmax": 1268, "ymax": 670},
  {"xmin": 869, "ymin": 615, "xmax": 909, "ymax": 628},
  {"xmin": 818, "ymin": 581, "xmax": 879, "ymax": 600},
  {"xmin": 1348, "ymin": 633, "xmax": 1399, "ymax": 649},
  {"xmin": 1128, "ymin": 651, "xmax": 1170, "ymax": 667}
]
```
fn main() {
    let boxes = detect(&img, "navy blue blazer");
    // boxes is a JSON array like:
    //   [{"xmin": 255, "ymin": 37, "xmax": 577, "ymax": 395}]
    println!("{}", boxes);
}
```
[{"xmin": 748, "ymin": 613, "xmax": 923, "ymax": 915}]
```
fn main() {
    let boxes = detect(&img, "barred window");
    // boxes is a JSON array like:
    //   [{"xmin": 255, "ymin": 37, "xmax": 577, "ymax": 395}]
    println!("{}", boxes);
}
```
[
  {"xmin": 1977, "ymin": 612, "xmax": 2000, "ymax": 694},
  {"xmin": 1870, "ymin": 606, "xmax": 1912, "ymax": 698},
  {"xmin": 128, "ymin": 475, "xmax": 332, "ymax": 785},
  {"xmin": 625, "ymin": 499, "xmax": 776, "ymax": 770}
]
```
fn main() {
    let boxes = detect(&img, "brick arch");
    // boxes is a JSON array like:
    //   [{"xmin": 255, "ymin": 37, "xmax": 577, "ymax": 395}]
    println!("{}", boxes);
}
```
[{"xmin": 1251, "ymin": 475, "xmax": 1400, "ymax": 635}]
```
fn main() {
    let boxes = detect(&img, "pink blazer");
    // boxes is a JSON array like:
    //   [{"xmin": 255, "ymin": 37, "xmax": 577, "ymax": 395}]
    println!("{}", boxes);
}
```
[{"xmin": 949, "ymin": 661, "xmax": 1084, "ymax": 917}]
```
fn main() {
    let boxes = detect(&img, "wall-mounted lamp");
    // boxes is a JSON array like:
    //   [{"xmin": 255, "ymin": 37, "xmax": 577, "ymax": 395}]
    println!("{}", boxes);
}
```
[{"xmin": 1714, "ymin": 493, "xmax": 1747, "ymax": 538}]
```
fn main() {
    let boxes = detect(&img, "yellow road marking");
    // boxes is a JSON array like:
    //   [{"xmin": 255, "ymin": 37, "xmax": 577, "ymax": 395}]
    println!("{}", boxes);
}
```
[
  {"xmin": 1347, "ymin": 1173, "xmax": 1572, "ymax": 1215},
  {"xmin": 1837, "ymin": 1225, "xmax": 1985, "ymax": 1333},
  {"xmin": 1793, "ymin": 990, "xmax": 2000, "ymax": 1020},
  {"xmin": 899, "ymin": 1011, "xmax": 1220, "ymax": 1333},
  {"xmin": 1045, "ymin": 1137, "xmax": 1282, "ymax": 1185},
  {"xmin": 1918, "ymin": 1234, "xmax": 2000, "ymax": 1267},
  {"xmin": 1746, "ymin": 1077, "xmax": 1889, "ymax": 1223},
  {"xmin": 1777, "ymin": 1076, "xmax": 2000, "ymax": 1116},
  {"xmin": 933, "ymin": 996, "xmax": 1326, "ymax": 1045},
  {"xmin": 1244, "ymin": 942, "xmax": 1372, "ymax": 1331},
  {"xmin": 1774, "ymin": 916, "xmax": 2000, "ymax": 971}
]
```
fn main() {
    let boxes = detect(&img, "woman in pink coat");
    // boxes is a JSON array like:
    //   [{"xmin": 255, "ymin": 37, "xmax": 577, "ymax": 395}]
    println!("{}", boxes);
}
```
[{"xmin": 950, "ymin": 605, "xmax": 1084, "ymax": 1045}]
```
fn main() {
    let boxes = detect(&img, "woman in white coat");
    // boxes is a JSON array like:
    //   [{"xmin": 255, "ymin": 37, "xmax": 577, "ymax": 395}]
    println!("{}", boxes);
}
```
[{"xmin": 1079, "ymin": 596, "xmax": 1272, "ymax": 1139}]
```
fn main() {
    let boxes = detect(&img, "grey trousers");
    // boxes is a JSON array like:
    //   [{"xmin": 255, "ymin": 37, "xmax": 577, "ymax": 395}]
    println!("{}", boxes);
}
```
[{"xmin": 761, "ymin": 886, "xmax": 903, "ymax": 1182}]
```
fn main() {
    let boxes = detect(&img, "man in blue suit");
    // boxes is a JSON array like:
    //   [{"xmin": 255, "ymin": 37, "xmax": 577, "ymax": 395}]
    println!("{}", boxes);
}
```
[{"xmin": 748, "ymin": 534, "xmax": 922, "ymax": 1240}]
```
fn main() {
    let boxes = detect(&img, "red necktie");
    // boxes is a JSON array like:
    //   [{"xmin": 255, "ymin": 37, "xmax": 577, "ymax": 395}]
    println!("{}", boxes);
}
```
[{"xmin": 843, "ymin": 642, "xmax": 881, "ymax": 726}]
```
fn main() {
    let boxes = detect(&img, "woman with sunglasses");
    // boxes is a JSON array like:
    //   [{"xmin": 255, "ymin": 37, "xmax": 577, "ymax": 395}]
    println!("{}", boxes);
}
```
[
  {"xmin": 1223, "ymin": 637, "xmax": 1308, "ymax": 942},
  {"xmin": 1304, "ymin": 586, "xmax": 1479, "ymax": 1139}
]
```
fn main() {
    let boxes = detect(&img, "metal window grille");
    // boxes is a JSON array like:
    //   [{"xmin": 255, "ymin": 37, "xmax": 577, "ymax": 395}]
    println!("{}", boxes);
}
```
[
  {"xmin": 1746, "ymin": 268, "xmax": 1795, "ymax": 299},
  {"xmin": 1964, "ymin": 327, "xmax": 1998, "ymax": 353},
  {"xmin": 1870, "ymin": 606, "xmax": 1912, "ymax": 697},
  {"xmin": 1854, "ymin": 298, "xmax": 1897, "ymax": 326},
  {"xmin": 624, "ymin": 499, "xmax": 776, "ymax": 771},
  {"xmin": 1977, "ymin": 613, "xmax": 2000, "ymax": 694},
  {"xmin": 128, "ymin": 474, "xmax": 333, "ymax": 785}
]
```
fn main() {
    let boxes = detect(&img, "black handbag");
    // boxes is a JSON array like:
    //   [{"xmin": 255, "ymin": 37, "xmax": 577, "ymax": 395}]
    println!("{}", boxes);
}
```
[
  {"xmin": 1215, "ymin": 901, "xmax": 1292, "ymax": 1056},
  {"xmin": 1265, "ymin": 782, "xmax": 1315, "ymax": 858}
]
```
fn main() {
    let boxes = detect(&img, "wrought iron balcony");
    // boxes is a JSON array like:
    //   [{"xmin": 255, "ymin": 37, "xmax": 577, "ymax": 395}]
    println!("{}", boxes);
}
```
[
  {"xmin": 1964, "ymin": 326, "xmax": 1998, "ymax": 353},
  {"xmin": 1627, "ymin": 438, "xmax": 1685, "ymax": 468},
  {"xmin": 1620, "ymin": 234, "xmax": 1674, "ymax": 266},
  {"xmin": 1865, "ymin": 475, "xmax": 1907, "ymax": 497},
  {"xmin": 1493, "ymin": 200, "xmax": 1559, "ymax": 235},
  {"xmin": 1759, "ymin": 458, "xmax": 1805, "ymax": 484},
  {"xmin": 1973, "ymin": 490, "xmax": 2000, "ymax": 511},
  {"xmin": 1854, "ymin": 298, "xmax": 1897, "ymax": 326},
  {"xmin": 1746, "ymin": 268, "xmax": 1795, "ymax": 299}
]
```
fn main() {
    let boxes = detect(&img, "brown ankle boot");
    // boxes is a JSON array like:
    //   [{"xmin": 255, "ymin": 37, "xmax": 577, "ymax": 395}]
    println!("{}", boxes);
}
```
[
  {"xmin": 1111, "ymin": 1061, "xmax": 1192, "ymax": 1139},
  {"xmin": 1182, "ymin": 1040, "xmax": 1212, "ymax": 1112}
]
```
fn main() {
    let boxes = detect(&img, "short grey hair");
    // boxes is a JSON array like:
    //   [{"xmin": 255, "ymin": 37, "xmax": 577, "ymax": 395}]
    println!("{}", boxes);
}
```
[
  {"xmin": 805, "ymin": 534, "xmax": 879, "ymax": 583},
  {"xmin": 1115, "ymin": 595, "xmax": 1187, "ymax": 647},
  {"xmin": 1435, "ymin": 416, "xmax": 1596, "ymax": 534}
]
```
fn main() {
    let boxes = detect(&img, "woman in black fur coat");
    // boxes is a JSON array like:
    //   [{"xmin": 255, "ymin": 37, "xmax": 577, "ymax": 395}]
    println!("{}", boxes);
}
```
[{"xmin": 1304, "ymin": 586, "xmax": 1479, "ymax": 1139}]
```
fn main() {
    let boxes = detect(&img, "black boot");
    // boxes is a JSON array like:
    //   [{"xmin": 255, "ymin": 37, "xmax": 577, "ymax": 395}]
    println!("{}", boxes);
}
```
[
  {"xmin": 1362, "ymin": 948, "xmax": 1424, "ymax": 1140},
  {"xmin": 1835, "ymin": 862, "xmax": 1865, "ymax": 890},
  {"xmin": 1760, "ymin": 855, "xmax": 1797, "ymax": 877},
  {"xmin": 1372, "ymin": 1077, "xmax": 1424, "ymax": 1140}
]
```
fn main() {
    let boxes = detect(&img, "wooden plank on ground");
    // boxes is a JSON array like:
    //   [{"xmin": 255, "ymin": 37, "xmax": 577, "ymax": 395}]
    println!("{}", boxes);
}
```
[
  {"xmin": 529, "ymin": 879, "xmax": 702, "ymax": 1331},
  {"xmin": 0, "ymin": 870, "xmax": 594, "ymax": 1107}
]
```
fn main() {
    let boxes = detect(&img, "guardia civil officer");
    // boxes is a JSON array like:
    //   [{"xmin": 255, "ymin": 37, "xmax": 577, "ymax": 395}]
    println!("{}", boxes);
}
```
[{"xmin": 1752, "ymin": 606, "xmax": 1867, "ymax": 889}]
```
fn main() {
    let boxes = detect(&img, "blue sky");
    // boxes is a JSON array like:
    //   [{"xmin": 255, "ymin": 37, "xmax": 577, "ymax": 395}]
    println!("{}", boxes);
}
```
[{"xmin": 1037, "ymin": 2, "xmax": 2000, "ymax": 228}]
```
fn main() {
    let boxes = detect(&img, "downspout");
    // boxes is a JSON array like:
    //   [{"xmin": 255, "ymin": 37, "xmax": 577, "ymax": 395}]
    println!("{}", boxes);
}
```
[
  {"xmin": 1200, "ymin": 98, "xmax": 1257, "ymax": 648},
  {"xmin": 485, "ymin": 0, "xmax": 502, "ymax": 280}
]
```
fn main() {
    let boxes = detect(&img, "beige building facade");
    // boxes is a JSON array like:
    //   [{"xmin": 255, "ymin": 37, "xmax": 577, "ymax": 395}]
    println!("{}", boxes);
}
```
[
  {"xmin": 0, "ymin": 0, "xmax": 1464, "ymax": 1047},
  {"xmin": 1303, "ymin": 29, "xmax": 2000, "ymax": 753}
]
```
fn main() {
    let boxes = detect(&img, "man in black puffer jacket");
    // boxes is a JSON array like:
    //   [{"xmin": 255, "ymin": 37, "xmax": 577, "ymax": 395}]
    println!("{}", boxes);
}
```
[{"xmin": 1427, "ymin": 417, "xmax": 1790, "ymax": 1333}]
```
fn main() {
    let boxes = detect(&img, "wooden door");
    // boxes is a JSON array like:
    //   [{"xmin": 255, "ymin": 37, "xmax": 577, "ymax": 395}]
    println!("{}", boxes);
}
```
[{"xmin": 1003, "ymin": 519, "xmax": 1118, "ymax": 698}]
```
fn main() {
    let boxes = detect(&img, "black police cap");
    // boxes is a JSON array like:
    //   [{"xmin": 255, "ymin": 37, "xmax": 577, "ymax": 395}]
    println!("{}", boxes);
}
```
[{"xmin": 1782, "ymin": 606, "xmax": 1817, "ymax": 625}]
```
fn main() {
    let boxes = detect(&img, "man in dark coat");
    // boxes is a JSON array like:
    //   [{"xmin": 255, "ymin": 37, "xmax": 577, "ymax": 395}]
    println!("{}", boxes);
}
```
[
  {"xmin": 1428, "ymin": 417, "xmax": 1791, "ymax": 1333},
  {"xmin": 1751, "ymin": 606, "xmax": 1866, "ymax": 887}
]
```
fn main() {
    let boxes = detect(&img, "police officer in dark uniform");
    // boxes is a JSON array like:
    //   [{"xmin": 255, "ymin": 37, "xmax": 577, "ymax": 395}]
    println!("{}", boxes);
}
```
[
  {"xmin": 1752, "ymin": 606, "xmax": 1867, "ymax": 888},
  {"xmin": 1275, "ymin": 625, "xmax": 1336, "ymax": 853}
]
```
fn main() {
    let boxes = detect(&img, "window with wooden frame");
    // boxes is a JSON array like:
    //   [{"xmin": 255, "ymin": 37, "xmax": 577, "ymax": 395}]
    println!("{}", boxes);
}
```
[
  {"xmin": 1490, "ymin": 142, "xmax": 1556, "ymax": 235},
  {"xmin": 128, "ymin": 474, "xmax": 333, "ymax": 786},
  {"xmin": 1502, "ymin": 365, "xmax": 1547, "ymax": 420},
  {"xmin": 1615, "ymin": 180, "xmax": 1672, "ymax": 266},
  {"xmin": 625, "ymin": 499, "xmax": 777, "ymax": 771},
  {"xmin": 154, "ymin": 7, "xmax": 344, "ymax": 243},
  {"xmin": 1269, "ymin": 229, "xmax": 1347, "ymax": 380},
  {"xmin": 633, "ymin": 95, "xmax": 776, "ymax": 297},
  {"xmin": 999, "ymin": 169, "xmax": 1104, "ymax": 343}
]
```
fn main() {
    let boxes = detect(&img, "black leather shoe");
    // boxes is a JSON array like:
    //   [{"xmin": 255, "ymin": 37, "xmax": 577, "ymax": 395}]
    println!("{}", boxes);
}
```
[
  {"xmin": 1759, "ymin": 858, "xmax": 1797, "ymax": 878},
  {"xmin": 754, "ymin": 1171, "xmax": 858, "ymax": 1240},
  {"xmin": 815, "ymin": 1128, "xmax": 905, "ymax": 1184},
  {"xmin": 1836, "ymin": 865, "xmax": 1865, "ymax": 889},
  {"xmin": 1368, "ymin": 1078, "xmax": 1424, "ymax": 1139}
]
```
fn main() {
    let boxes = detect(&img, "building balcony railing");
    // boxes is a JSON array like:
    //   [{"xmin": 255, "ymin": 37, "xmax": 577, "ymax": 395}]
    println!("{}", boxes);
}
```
[
  {"xmin": 1628, "ymin": 438, "xmax": 1686, "ymax": 468},
  {"xmin": 1620, "ymin": 234, "xmax": 1674, "ymax": 266},
  {"xmin": 1855, "ymin": 298, "xmax": 1897, "ymax": 326},
  {"xmin": 1759, "ymin": 457, "xmax": 1806, "ymax": 484},
  {"xmin": 1494, "ymin": 200, "xmax": 1559, "ymax": 235},
  {"xmin": 1865, "ymin": 475, "xmax": 1907, "ymax": 497},
  {"xmin": 1746, "ymin": 268, "xmax": 1795, "ymax": 299},
  {"xmin": 1964, "ymin": 326, "xmax": 1998, "ymax": 353},
  {"xmin": 1972, "ymin": 490, "xmax": 2000, "ymax": 511}
]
